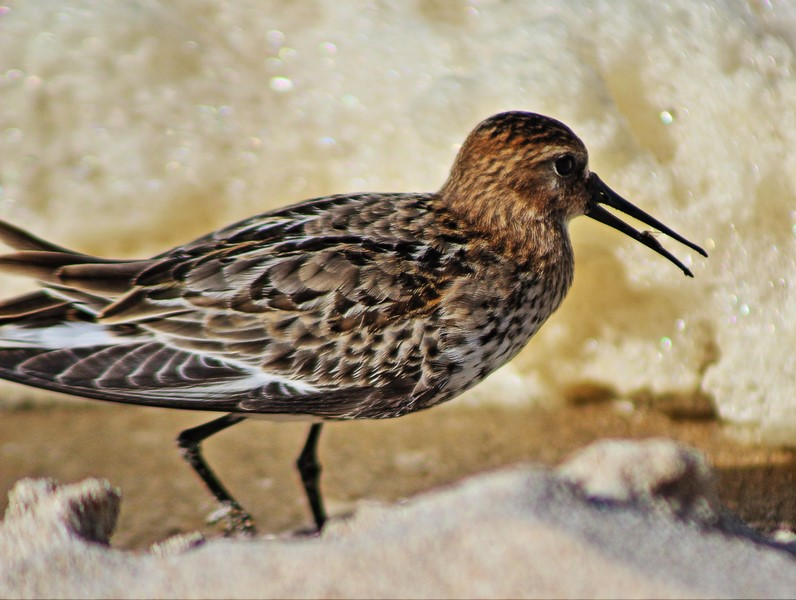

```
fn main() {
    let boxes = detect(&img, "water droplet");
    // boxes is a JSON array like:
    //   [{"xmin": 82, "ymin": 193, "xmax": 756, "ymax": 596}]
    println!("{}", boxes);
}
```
[
  {"xmin": 613, "ymin": 399, "xmax": 635, "ymax": 414},
  {"xmin": 660, "ymin": 337, "xmax": 672, "ymax": 351},
  {"xmin": 288, "ymin": 176, "xmax": 307, "ymax": 193},
  {"xmin": 342, "ymin": 95, "xmax": 362, "ymax": 109},
  {"xmin": 264, "ymin": 57, "xmax": 283, "ymax": 70},
  {"xmin": 4, "ymin": 128, "xmax": 22, "ymax": 142},
  {"xmin": 24, "ymin": 75, "xmax": 42, "ymax": 90},
  {"xmin": 266, "ymin": 30, "xmax": 285, "ymax": 48},
  {"xmin": 269, "ymin": 76, "xmax": 294, "ymax": 93},
  {"xmin": 659, "ymin": 110, "xmax": 674, "ymax": 125},
  {"xmin": 279, "ymin": 47, "xmax": 297, "ymax": 61}
]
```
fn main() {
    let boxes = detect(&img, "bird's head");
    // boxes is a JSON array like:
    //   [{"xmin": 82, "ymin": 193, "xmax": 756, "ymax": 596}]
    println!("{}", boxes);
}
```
[{"xmin": 441, "ymin": 111, "xmax": 707, "ymax": 276}]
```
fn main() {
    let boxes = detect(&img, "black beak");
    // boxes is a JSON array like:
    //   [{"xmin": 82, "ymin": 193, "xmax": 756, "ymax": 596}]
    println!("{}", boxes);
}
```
[{"xmin": 585, "ymin": 174, "xmax": 708, "ymax": 277}]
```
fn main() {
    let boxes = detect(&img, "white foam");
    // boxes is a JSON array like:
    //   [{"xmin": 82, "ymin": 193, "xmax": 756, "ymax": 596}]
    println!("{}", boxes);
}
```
[{"xmin": 0, "ymin": 1, "xmax": 794, "ymax": 442}]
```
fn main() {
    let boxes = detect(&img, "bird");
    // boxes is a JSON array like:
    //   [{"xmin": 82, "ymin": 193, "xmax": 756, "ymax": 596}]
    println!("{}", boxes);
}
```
[{"xmin": 0, "ymin": 111, "xmax": 707, "ymax": 535}]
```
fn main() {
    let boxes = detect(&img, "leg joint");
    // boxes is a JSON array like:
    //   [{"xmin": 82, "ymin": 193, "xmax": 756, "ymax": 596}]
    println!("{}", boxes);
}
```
[
  {"xmin": 176, "ymin": 430, "xmax": 194, "ymax": 451},
  {"xmin": 296, "ymin": 452, "xmax": 322, "ymax": 480}
]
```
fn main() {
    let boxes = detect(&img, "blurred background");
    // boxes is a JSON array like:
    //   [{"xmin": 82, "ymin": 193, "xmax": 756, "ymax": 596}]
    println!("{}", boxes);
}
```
[{"xmin": 0, "ymin": 0, "xmax": 794, "ymax": 545}]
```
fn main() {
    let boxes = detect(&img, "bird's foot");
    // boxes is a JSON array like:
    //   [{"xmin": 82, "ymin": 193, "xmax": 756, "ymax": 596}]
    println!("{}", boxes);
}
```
[
  {"xmin": 292, "ymin": 523, "xmax": 323, "ymax": 538},
  {"xmin": 207, "ymin": 501, "xmax": 257, "ymax": 537}
]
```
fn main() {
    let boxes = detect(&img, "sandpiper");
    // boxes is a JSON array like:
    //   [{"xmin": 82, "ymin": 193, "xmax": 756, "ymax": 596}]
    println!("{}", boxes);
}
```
[{"xmin": 0, "ymin": 112, "xmax": 706, "ymax": 534}]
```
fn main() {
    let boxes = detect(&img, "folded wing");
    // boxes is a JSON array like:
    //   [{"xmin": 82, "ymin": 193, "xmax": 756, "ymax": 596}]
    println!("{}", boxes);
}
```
[{"xmin": 0, "ymin": 194, "xmax": 458, "ymax": 418}]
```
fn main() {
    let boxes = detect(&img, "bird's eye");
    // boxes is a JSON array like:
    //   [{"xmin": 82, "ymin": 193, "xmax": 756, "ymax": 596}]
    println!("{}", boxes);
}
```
[{"xmin": 554, "ymin": 154, "xmax": 576, "ymax": 177}]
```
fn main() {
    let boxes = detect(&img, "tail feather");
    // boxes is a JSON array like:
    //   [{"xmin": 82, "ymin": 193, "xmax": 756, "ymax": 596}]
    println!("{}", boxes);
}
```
[
  {"xmin": 57, "ymin": 260, "xmax": 157, "ymax": 294},
  {"xmin": 0, "ymin": 250, "xmax": 154, "ymax": 293},
  {"xmin": 44, "ymin": 284, "xmax": 113, "ymax": 315},
  {"xmin": 0, "ymin": 291, "xmax": 69, "ymax": 322},
  {"xmin": 0, "ymin": 220, "xmax": 79, "ymax": 253},
  {"xmin": 0, "ymin": 251, "xmax": 102, "ymax": 281}
]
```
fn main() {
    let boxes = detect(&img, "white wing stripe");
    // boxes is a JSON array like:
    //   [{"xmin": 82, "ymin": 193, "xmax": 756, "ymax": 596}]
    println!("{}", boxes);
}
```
[{"xmin": 0, "ymin": 323, "xmax": 146, "ymax": 348}]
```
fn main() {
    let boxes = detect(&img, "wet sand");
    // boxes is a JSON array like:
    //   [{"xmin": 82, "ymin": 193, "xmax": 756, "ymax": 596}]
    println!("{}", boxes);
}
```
[{"xmin": 1, "ymin": 398, "xmax": 794, "ymax": 548}]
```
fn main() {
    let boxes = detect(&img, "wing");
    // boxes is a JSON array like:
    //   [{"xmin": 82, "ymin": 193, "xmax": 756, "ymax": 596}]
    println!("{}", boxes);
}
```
[{"xmin": 0, "ymin": 193, "xmax": 474, "ymax": 419}]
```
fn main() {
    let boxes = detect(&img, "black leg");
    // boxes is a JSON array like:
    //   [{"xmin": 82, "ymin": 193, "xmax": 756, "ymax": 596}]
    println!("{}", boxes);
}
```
[
  {"xmin": 296, "ymin": 423, "xmax": 327, "ymax": 532},
  {"xmin": 176, "ymin": 413, "xmax": 255, "ymax": 535}
]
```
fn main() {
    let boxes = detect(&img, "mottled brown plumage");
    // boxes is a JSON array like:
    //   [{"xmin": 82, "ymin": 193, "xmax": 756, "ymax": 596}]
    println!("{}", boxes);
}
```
[{"xmin": 0, "ymin": 111, "xmax": 706, "ymax": 534}]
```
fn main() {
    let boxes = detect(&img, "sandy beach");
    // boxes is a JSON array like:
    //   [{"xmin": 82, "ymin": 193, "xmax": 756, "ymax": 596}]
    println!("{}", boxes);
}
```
[
  {"xmin": 1, "ymin": 405, "xmax": 795, "ymax": 598},
  {"xmin": 1, "ymin": 400, "xmax": 794, "ymax": 547}
]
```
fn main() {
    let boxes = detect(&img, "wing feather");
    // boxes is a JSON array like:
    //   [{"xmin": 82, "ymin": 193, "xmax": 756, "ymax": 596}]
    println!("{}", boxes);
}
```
[{"xmin": 0, "ymin": 193, "xmax": 474, "ymax": 418}]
